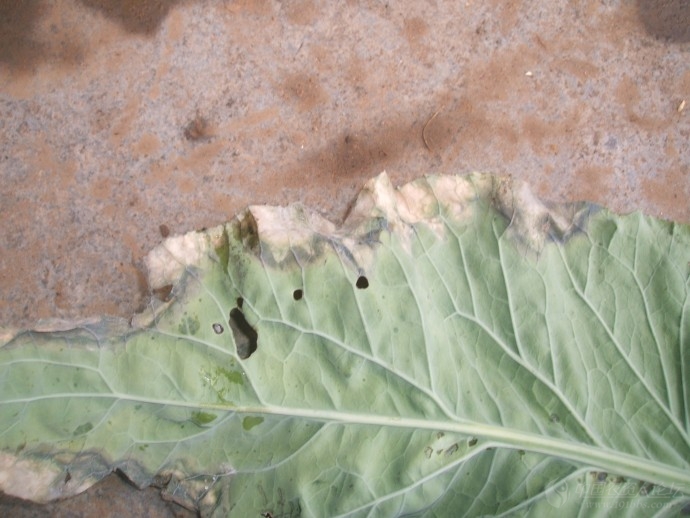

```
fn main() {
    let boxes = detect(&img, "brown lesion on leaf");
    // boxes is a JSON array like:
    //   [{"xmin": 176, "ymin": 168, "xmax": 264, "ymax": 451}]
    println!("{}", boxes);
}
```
[
  {"xmin": 491, "ymin": 176, "xmax": 593, "ymax": 254},
  {"xmin": 233, "ymin": 210, "xmax": 260, "ymax": 254},
  {"xmin": 152, "ymin": 284, "xmax": 173, "ymax": 302}
]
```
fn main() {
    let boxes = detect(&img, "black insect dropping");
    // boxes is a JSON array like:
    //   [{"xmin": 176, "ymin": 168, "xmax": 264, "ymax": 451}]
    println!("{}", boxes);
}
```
[
  {"xmin": 356, "ymin": 275, "xmax": 369, "ymax": 289},
  {"xmin": 293, "ymin": 289, "xmax": 303, "ymax": 301}
]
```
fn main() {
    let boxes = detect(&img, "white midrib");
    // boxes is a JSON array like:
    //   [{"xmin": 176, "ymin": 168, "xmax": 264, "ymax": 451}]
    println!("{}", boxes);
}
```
[
  {"xmin": 248, "ymin": 405, "xmax": 690, "ymax": 494},
  {"xmin": 6, "ymin": 392, "xmax": 690, "ymax": 494}
]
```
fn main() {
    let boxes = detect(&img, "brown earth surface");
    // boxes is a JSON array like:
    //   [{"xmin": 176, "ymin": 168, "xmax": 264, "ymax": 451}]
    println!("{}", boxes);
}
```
[{"xmin": 0, "ymin": 0, "xmax": 688, "ymax": 516}]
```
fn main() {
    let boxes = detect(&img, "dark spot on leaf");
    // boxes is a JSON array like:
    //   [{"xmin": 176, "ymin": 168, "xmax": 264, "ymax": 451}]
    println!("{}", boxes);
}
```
[
  {"xmin": 236, "ymin": 297, "xmax": 244, "ymax": 309},
  {"xmin": 444, "ymin": 443, "xmax": 458, "ymax": 456},
  {"xmin": 191, "ymin": 411, "xmax": 217, "ymax": 426},
  {"xmin": 293, "ymin": 289, "xmax": 303, "ymax": 300},
  {"xmin": 159, "ymin": 224, "xmax": 170, "ymax": 238},
  {"xmin": 178, "ymin": 314, "xmax": 200, "ymax": 335},
  {"xmin": 230, "ymin": 308, "xmax": 258, "ymax": 359},
  {"xmin": 218, "ymin": 368, "xmax": 244, "ymax": 385},
  {"xmin": 212, "ymin": 323, "xmax": 224, "ymax": 334},
  {"xmin": 73, "ymin": 422, "xmax": 93, "ymax": 436},
  {"xmin": 356, "ymin": 275, "xmax": 369, "ymax": 289},
  {"xmin": 468, "ymin": 437, "xmax": 478, "ymax": 447},
  {"xmin": 640, "ymin": 481, "xmax": 655, "ymax": 495},
  {"xmin": 597, "ymin": 472, "xmax": 608, "ymax": 482},
  {"xmin": 242, "ymin": 416, "xmax": 264, "ymax": 431}
]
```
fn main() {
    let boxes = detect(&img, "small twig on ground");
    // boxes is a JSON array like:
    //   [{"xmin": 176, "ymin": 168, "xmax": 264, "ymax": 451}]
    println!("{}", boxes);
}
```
[{"xmin": 422, "ymin": 110, "xmax": 440, "ymax": 151}]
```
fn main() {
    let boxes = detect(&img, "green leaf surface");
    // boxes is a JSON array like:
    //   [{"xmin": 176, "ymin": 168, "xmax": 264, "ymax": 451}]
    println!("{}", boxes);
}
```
[{"xmin": 1, "ymin": 173, "xmax": 689, "ymax": 516}]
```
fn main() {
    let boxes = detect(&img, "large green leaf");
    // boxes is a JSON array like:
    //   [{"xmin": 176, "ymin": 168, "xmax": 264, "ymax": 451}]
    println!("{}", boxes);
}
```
[{"xmin": 1, "ymin": 173, "xmax": 689, "ymax": 516}]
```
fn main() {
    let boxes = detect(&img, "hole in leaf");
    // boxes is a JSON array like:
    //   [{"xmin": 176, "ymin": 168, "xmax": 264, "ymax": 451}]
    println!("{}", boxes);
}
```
[
  {"xmin": 444, "ymin": 443, "xmax": 458, "ymax": 456},
  {"xmin": 230, "ymin": 308, "xmax": 258, "ymax": 359},
  {"xmin": 293, "ymin": 289, "xmax": 303, "ymax": 300},
  {"xmin": 468, "ymin": 437, "xmax": 478, "ymax": 447},
  {"xmin": 212, "ymin": 323, "xmax": 224, "ymax": 334},
  {"xmin": 356, "ymin": 275, "xmax": 369, "ymax": 289}
]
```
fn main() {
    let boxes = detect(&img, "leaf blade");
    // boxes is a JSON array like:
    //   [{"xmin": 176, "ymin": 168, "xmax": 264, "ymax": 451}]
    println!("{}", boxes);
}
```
[{"xmin": 1, "ymin": 173, "xmax": 689, "ymax": 516}]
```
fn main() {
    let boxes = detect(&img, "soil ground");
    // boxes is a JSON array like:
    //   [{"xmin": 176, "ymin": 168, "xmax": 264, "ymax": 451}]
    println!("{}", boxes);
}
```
[{"xmin": 0, "ymin": 0, "xmax": 688, "ymax": 516}]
